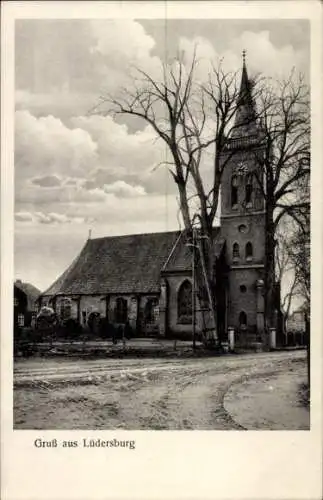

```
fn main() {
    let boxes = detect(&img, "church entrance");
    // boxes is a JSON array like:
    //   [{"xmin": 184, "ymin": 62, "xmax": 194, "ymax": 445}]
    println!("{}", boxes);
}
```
[
  {"xmin": 87, "ymin": 312, "xmax": 101, "ymax": 335},
  {"xmin": 143, "ymin": 298, "xmax": 159, "ymax": 336}
]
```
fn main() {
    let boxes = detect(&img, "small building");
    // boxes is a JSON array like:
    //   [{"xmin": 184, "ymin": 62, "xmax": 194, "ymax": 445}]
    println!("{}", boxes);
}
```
[
  {"xmin": 286, "ymin": 307, "xmax": 307, "ymax": 333},
  {"xmin": 14, "ymin": 280, "xmax": 40, "ymax": 330}
]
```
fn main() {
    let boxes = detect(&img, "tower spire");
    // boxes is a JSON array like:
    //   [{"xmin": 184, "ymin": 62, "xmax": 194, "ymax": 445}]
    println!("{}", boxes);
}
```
[{"xmin": 232, "ymin": 50, "xmax": 258, "ymax": 139}]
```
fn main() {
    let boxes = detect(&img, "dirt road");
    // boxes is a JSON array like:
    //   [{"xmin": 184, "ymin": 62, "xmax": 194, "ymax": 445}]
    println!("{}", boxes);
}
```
[{"xmin": 14, "ymin": 350, "xmax": 308, "ymax": 430}]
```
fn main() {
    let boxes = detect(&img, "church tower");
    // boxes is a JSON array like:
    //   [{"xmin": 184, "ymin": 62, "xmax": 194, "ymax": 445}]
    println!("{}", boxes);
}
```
[{"xmin": 220, "ymin": 52, "xmax": 266, "ymax": 344}]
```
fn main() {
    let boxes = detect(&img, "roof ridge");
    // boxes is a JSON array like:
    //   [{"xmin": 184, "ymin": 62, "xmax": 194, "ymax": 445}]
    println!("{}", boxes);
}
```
[
  {"xmin": 14, "ymin": 281, "xmax": 41, "ymax": 296},
  {"xmin": 90, "ymin": 229, "xmax": 181, "ymax": 241},
  {"xmin": 41, "ymin": 230, "xmax": 183, "ymax": 297},
  {"xmin": 161, "ymin": 231, "xmax": 184, "ymax": 272},
  {"xmin": 41, "ymin": 238, "xmax": 90, "ymax": 296}
]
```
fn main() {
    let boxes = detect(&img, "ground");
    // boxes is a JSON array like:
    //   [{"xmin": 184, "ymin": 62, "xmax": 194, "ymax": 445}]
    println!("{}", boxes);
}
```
[{"xmin": 14, "ymin": 350, "xmax": 309, "ymax": 430}]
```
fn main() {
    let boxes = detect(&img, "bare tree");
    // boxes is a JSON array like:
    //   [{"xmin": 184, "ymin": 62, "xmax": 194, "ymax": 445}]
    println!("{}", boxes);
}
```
[
  {"xmin": 93, "ymin": 53, "xmax": 310, "ymax": 346},
  {"xmin": 288, "ymin": 224, "xmax": 310, "ymax": 309},
  {"xmin": 93, "ymin": 53, "xmax": 257, "ymax": 345},
  {"xmin": 251, "ymin": 72, "xmax": 310, "ymax": 333},
  {"xmin": 275, "ymin": 225, "xmax": 307, "ymax": 336}
]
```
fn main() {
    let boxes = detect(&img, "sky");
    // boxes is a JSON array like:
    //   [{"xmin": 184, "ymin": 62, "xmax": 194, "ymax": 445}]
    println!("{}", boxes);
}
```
[{"xmin": 14, "ymin": 18, "xmax": 310, "ymax": 292}]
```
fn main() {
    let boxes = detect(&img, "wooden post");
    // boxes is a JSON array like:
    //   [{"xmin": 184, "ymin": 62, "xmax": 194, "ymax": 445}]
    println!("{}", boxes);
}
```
[
  {"xmin": 269, "ymin": 327, "xmax": 276, "ymax": 350},
  {"xmin": 228, "ymin": 327, "xmax": 235, "ymax": 352},
  {"xmin": 198, "ymin": 236, "xmax": 218, "ymax": 344},
  {"xmin": 192, "ymin": 228, "xmax": 196, "ymax": 350}
]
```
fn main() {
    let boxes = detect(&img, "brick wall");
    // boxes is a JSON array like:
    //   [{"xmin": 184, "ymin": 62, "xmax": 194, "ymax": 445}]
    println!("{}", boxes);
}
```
[
  {"xmin": 166, "ymin": 274, "xmax": 204, "ymax": 337},
  {"xmin": 220, "ymin": 148, "xmax": 265, "ymax": 216},
  {"xmin": 227, "ymin": 267, "xmax": 264, "ymax": 330},
  {"xmin": 286, "ymin": 311, "xmax": 306, "ymax": 332},
  {"xmin": 219, "ymin": 144, "xmax": 266, "ymax": 340},
  {"xmin": 79, "ymin": 295, "xmax": 106, "ymax": 321},
  {"xmin": 221, "ymin": 213, "xmax": 266, "ymax": 266}
]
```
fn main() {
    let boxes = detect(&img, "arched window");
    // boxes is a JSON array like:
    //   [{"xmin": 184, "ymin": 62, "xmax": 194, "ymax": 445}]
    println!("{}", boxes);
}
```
[
  {"xmin": 144, "ymin": 298, "xmax": 159, "ymax": 324},
  {"xmin": 18, "ymin": 313, "xmax": 25, "ymax": 327},
  {"xmin": 115, "ymin": 297, "xmax": 128, "ymax": 323},
  {"xmin": 232, "ymin": 242, "xmax": 240, "ymax": 260},
  {"xmin": 231, "ymin": 175, "xmax": 238, "ymax": 207},
  {"xmin": 245, "ymin": 173, "xmax": 253, "ymax": 205},
  {"xmin": 59, "ymin": 298, "xmax": 72, "ymax": 320},
  {"xmin": 177, "ymin": 280, "xmax": 192, "ymax": 324},
  {"xmin": 246, "ymin": 241, "xmax": 253, "ymax": 260},
  {"xmin": 239, "ymin": 311, "xmax": 247, "ymax": 328}
]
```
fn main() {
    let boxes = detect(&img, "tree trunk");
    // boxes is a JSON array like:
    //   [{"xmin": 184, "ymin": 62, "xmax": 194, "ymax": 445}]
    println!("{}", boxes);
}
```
[
  {"xmin": 264, "ymin": 202, "xmax": 276, "ymax": 345},
  {"xmin": 194, "ymin": 232, "xmax": 219, "ymax": 347}
]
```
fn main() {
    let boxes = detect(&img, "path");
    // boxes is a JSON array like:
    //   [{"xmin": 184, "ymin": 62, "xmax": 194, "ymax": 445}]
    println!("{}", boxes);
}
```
[{"xmin": 14, "ymin": 350, "xmax": 308, "ymax": 430}]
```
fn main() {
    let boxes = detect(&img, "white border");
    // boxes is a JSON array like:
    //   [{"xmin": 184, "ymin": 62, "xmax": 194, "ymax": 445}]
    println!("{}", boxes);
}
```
[{"xmin": 1, "ymin": 2, "xmax": 322, "ymax": 500}]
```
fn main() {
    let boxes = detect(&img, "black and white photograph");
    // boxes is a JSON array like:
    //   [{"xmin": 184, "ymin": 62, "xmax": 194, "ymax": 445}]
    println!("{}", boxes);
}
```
[
  {"xmin": 12, "ymin": 14, "xmax": 312, "ymax": 432},
  {"xmin": 3, "ymin": 2, "xmax": 323, "ymax": 499}
]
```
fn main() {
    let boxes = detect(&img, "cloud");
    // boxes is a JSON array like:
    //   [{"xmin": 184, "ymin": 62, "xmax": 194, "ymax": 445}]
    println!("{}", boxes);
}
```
[
  {"xmin": 15, "ymin": 19, "xmax": 163, "ymax": 120},
  {"xmin": 102, "ymin": 181, "xmax": 146, "ymax": 198},
  {"xmin": 15, "ymin": 20, "xmax": 309, "ymax": 126},
  {"xmin": 15, "ymin": 110, "xmax": 98, "ymax": 180},
  {"xmin": 15, "ymin": 89, "xmax": 97, "ymax": 122},
  {"xmin": 15, "ymin": 211, "xmax": 34, "ymax": 222},
  {"xmin": 90, "ymin": 20, "xmax": 156, "ymax": 67},
  {"xmin": 15, "ymin": 210, "xmax": 94, "ymax": 225},
  {"xmin": 15, "ymin": 109, "xmax": 171, "ymax": 211},
  {"xmin": 228, "ymin": 31, "xmax": 307, "ymax": 78},
  {"xmin": 32, "ymin": 175, "xmax": 62, "ymax": 187},
  {"xmin": 179, "ymin": 30, "xmax": 308, "ymax": 82},
  {"xmin": 15, "ymin": 21, "xmax": 309, "ymax": 228}
]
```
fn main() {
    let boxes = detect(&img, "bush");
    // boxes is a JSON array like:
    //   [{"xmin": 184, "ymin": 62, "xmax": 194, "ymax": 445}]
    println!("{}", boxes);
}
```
[
  {"xmin": 57, "ymin": 318, "xmax": 83, "ymax": 339},
  {"xmin": 15, "ymin": 326, "xmax": 42, "ymax": 344},
  {"xmin": 98, "ymin": 318, "xmax": 112, "ymax": 339}
]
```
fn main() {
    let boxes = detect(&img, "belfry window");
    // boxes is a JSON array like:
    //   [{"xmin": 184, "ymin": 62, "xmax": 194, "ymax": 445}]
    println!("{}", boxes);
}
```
[
  {"xmin": 245, "ymin": 174, "xmax": 253, "ymax": 205},
  {"xmin": 177, "ymin": 280, "xmax": 192, "ymax": 324},
  {"xmin": 232, "ymin": 242, "xmax": 240, "ymax": 260},
  {"xmin": 239, "ymin": 311, "xmax": 247, "ymax": 328},
  {"xmin": 246, "ymin": 242, "xmax": 253, "ymax": 260},
  {"xmin": 231, "ymin": 176, "xmax": 238, "ymax": 207}
]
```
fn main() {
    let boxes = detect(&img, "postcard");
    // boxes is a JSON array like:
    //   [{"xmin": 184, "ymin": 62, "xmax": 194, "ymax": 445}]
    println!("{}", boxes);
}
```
[{"xmin": 1, "ymin": 1, "xmax": 322, "ymax": 499}]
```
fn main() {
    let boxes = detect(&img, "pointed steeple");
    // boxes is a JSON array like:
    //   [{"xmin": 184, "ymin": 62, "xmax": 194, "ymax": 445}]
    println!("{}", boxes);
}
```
[{"xmin": 232, "ymin": 51, "xmax": 259, "ymax": 139}]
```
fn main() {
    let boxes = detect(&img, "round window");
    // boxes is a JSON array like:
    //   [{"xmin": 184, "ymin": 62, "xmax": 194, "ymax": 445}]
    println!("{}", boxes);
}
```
[
  {"xmin": 238, "ymin": 224, "xmax": 248, "ymax": 233},
  {"xmin": 240, "ymin": 285, "xmax": 247, "ymax": 293}
]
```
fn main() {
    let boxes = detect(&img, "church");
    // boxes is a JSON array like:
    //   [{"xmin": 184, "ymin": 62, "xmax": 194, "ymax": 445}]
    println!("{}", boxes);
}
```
[{"xmin": 39, "ymin": 59, "xmax": 277, "ymax": 348}]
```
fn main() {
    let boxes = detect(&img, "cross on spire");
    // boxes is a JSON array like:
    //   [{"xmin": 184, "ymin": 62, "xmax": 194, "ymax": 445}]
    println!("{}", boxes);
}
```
[
  {"xmin": 231, "ymin": 48, "xmax": 259, "ymax": 140},
  {"xmin": 242, "ymin": 49, "xmax": 246, "ymax": 65}
]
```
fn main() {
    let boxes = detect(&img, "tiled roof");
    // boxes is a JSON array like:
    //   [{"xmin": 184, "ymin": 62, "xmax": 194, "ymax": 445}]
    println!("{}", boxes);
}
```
[
  {"xmin": 42, "ymin": 231, "xmax": 181, "ymax": 296},
  {"xmin": 163, "ymin": 227, "xmax": 224, "ymax": 272},
  {"xmin": 14, "ymin": 281, "xmax": 41, "ymax": 309},
  {"xmin": 42, "ymin": 228, "xmax": 226, "ymax": 297},
  {"xmin": 14, "ymin": 281, "xmax": 40, "ymax": 299}
]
